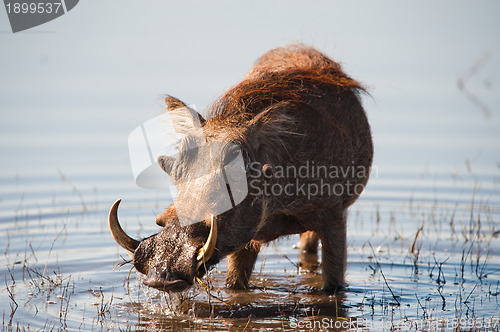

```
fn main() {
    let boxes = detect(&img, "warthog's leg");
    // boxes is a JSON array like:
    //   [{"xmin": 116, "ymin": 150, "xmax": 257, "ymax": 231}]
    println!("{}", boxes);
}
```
[
  {"xmin": 225, "ymin": 240, "xmax": 261, "ymax": 289},
  {"xmin": 297, "ymin": 231, "xmax": 320, "ymax": 254},
  {"xmin": 318, "ymin": 209, "xmax": 347, "ymax": 293},
  {"xmin": 297, "ymin": 231, "xmax": 320, "ymax": 272}
]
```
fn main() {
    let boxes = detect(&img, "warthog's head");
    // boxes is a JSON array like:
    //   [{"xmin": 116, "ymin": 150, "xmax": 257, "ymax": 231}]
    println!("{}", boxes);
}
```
[{"xmin": 109, "ymin": 95, "xmax": 249, "ymax": 292}]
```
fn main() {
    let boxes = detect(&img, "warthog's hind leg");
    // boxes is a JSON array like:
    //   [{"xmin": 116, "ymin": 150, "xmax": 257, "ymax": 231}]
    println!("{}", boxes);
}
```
[
  {"xmin": 297, "ymin": 231, "xmax": 320, "ymax": 254},
  {"xmin": 297, "ymin": 231, "xmax": 321, "ymax": 272},
  {"xmin": 318, "ymin": 209, "xmax": 347, "ymax": 293}
]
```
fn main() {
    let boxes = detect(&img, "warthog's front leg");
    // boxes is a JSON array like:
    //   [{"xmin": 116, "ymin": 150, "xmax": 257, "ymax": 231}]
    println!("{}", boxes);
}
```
[{"xmin": 225, "ymin": 240, "xmax": 261, "ymax": 289}]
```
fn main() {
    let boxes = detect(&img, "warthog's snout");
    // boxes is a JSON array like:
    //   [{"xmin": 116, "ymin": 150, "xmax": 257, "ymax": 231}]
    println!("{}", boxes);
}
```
[{"xmin": 109, "ymin": 199, "xmax": 218, "ymax": 291}]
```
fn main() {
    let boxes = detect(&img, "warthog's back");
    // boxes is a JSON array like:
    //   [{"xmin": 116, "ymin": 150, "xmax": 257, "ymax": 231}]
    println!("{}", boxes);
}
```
[{"xmin": 208, "ymin": 44, "xmax": 373, "ymax": 212}]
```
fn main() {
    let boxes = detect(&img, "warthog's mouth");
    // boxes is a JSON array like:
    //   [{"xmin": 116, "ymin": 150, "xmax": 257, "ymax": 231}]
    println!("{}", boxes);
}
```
[
  {"xmin": 142, "ymin": 278, "xmax": 191, "ymax": 292},
  {"xmin": 141, "ymin": 266, "xmax": 193, "ymax": 292}
]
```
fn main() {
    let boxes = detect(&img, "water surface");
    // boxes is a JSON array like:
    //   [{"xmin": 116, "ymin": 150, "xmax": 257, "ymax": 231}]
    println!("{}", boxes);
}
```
[{"xmin": 1, "ymin": 161, "xmax": 499, "ymax": 330}]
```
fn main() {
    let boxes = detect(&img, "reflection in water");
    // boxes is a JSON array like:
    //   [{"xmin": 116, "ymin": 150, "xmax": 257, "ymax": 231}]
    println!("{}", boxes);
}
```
[{"xmin": 298, "ymin": 252, "xmax": 321, "ymax": 273}]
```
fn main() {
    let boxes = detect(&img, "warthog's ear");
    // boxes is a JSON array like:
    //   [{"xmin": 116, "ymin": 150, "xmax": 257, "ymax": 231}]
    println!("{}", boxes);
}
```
[
  {"xmin": 158, "ymin": 155, "xmax": 176, "ymax": 176},
  {"xmin": 165, "ymin": 95, "xmax": 187, "ymax": 111},
  {"xmin": 165, "ymin": 95, "xmax": 206, "ymax": 129}
]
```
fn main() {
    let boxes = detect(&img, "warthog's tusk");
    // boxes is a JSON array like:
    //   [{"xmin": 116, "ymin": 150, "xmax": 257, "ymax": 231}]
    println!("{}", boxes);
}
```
[
  {"xmin": 196, "ymin": 215, "xmax": 218, "ymax": 270},
  {"xmin": 108, "ymin": 199, "xmax": 140, "ymax": 255}
]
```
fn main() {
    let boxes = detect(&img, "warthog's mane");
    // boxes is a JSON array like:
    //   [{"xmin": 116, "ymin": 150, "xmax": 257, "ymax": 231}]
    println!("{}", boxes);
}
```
[
  {"xmin": 208, "ymin": 44, "xmax": 365, "ymax": 122},
  {"xmin": 204, "ymin": 45, "xmax": 367, "ymax": 171}
]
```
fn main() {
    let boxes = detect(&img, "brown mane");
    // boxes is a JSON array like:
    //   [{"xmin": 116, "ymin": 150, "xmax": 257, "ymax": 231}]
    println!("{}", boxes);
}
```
[{"xmin": 209, "ymin": 44, "xmax": 365, "ymax": 120}]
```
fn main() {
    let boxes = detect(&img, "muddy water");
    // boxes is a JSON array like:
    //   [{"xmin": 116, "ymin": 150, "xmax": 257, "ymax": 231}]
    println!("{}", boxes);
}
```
[{"xmin": 1, "ymin": 165, "xmax": 499, "ymax": 331}]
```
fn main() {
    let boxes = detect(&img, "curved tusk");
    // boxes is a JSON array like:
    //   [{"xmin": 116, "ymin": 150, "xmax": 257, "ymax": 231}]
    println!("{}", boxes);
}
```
[
  {"xmin": 108, "ymin": 199, "xmax": 140, "ymax": 255},
  {"xmin": 196, "ymin": 215, "xmax": 218, "ymax": 270}
]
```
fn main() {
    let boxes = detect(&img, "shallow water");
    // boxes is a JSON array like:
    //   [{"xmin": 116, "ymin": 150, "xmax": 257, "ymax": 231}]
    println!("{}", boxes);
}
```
[{"xmin": 1, "ymin": 165, "xmax": 499, "ymax": 331}]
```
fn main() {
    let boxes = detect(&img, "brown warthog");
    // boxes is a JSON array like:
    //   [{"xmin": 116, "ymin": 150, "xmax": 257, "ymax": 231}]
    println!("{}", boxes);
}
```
[{"xmin": 109, "ymin": 44, "xmax": 373, "ymax": 293}]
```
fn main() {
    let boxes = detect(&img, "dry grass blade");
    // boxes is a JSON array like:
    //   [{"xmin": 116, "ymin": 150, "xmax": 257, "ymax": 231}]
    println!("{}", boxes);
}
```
[
  {"xmin": 409, "ymin": 225, "xmax": 423, "ymax": 255},
  {"xmin": 369, "ymin": 242, "xmax": 400, "ymax": 306}
]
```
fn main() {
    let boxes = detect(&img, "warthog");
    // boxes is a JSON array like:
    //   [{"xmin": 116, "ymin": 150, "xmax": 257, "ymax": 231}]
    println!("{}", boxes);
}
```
[{"xmin": 109, "ymin": 44, "xmax": 373, "ymax": 293}]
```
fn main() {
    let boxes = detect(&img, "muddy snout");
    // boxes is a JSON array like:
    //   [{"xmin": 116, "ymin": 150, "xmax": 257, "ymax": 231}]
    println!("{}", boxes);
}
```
[{"xmin": 131, "ymin": 232, "xmax": 198, "ymax": 293}]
